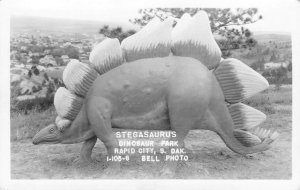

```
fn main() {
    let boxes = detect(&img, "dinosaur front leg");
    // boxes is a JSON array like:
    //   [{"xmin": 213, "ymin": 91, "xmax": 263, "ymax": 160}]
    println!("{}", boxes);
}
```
[
  {"xmin": 74, "ymin": 136, "xmax": 97, "ymax": 166},
  {"xmin": 86, "ymin": 97, "xmax": 120, "ymax": 175},
  {"xmin": 79, "ymin": 136, "xmax": 97, "ymax": 162}
]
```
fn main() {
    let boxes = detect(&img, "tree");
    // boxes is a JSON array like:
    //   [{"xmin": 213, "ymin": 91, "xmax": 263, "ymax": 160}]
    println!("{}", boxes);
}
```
[
  {"xmin": 262, "ymin": 66, "xmax": 288, "ymax": 90},
  {"xmin": 28, "ymin": 45, "xmax": 44, "ymax": 53},
  {"xmin": 263, "ymin": 47, "xmax": 270, "ymax": 55},
  {"xmin": 270, "ymin": 52, "xmax": 277, "ymax": 62},
  {"xmin": 251, "ymin": 58, "xmax": 265, "ymax": 71},
  {"xmin": 130, "ymin": 8, "xmax": 261, "ymax": 56},
  {"xmin": 99, "ymin": 25, "xmax": 136, "ymax": 42},
  {"xmin": 273, "ymin": 66, "xmax": 288, "ymax": 90},
  {"xmin": 51, "ymin": 48, "xmax": 63, "ymax": 57},
  {"xmin": 55, "ymin": 57, "xmax": 64, "ymax": 66},
  {"xmin": 28, "ymin": 70, "xmax": 32, "ymax": 78},
  {"xmin": 31, "ymin": 56, "xmax": 40, "ymax": 64},
  {"xmin": 287, "ymin": 60, "xmax": 292, "ymax": 72},
  {"xmin": 50, "ymin": 46, "xmax": 79, "ymax": 59},
  {"xmin": 65, "ymin": 46, "xmax": 80, "ymax": 59}
]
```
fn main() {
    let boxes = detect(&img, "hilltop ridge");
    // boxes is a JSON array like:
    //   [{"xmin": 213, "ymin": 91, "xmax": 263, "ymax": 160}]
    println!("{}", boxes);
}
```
[{"xmin": 11, "ymin": 16, "xmax": 139, "ymax": 37}]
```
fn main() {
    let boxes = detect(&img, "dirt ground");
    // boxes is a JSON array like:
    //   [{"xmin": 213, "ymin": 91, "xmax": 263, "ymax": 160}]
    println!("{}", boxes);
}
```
[{"xmin": 11, "ymin": 114, "xmax": 291, "ymax": 179}]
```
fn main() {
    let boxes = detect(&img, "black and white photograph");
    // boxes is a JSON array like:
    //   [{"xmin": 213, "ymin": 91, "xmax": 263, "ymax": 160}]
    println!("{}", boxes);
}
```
[{"xmin": 0, "ymin": 0, "xmax": 300, "ymax": 189}]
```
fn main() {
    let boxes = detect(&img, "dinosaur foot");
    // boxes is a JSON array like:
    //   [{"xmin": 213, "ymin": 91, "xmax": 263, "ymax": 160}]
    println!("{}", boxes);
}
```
[
  {"xmin": 159, "ymin": 161, "xmax": 177, "ymax": 178},
  {"xmin": 73, "ymin": 156, "xmax": 94, "ymax": 167},
  {"xmin": 159, "ymin": 168, "xmax": 176, "ymax": 178},
  {"xmin": 103, "ymin": 162, "xmax": 121, "ymax": 177}
]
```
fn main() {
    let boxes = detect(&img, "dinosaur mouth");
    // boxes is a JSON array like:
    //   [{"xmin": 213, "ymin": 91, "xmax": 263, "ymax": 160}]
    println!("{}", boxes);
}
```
[
  {"xmin": 32, "ymin": 134, "xmax": 61, "ymax": 145},
  {"xmin": 32, "ymin": 139, "xmax": 60, "ymax": 145}
]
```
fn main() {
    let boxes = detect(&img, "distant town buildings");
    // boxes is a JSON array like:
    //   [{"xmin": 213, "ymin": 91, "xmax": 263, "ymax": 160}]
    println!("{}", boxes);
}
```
[
  {"xmin": 10, "ymin": 32, "xmax": 104, "ymax": 68},
  {"xmin": 264, "ymin": 62, "xmax": 289, "ymax": 70},
  {"xmin": 61, "ymin": 55, "xmax": 70, "ymax": 64},
  {"xmin": 39, "ymin": 55, "xmax": 57, "ymax": 67}
]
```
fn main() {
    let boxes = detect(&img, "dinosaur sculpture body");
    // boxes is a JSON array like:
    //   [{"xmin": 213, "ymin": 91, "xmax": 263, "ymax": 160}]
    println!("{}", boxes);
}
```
[
  {"xmin": 32, "ymin": 11, "xmax": 279, "ymax": 175},
  {"xmin": 33, "ymin": 56, "xmax": 276, "ymax": 158}
]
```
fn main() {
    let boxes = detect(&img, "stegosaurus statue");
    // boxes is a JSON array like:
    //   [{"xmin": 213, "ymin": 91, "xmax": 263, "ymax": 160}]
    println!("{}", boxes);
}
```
[{"xmin": 33, "ymin": 11, "xmax": 279, "ymax": 172}]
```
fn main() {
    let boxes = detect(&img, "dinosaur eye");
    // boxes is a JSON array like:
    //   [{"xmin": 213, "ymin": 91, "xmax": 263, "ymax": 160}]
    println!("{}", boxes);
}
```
[{"xmin": 49, "ymin": 128, "xmax": 55, "ymax": 133}]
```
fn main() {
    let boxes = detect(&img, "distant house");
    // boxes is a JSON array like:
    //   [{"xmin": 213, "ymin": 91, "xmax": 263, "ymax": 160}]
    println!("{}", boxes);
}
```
[
  {"xmin": 61, "ymin": 55, "xmax": 70, "ymax": 64},
  {"xmin": 27, "ymin": 58, "xmax": 33, "ymax": 64},
  {"xmin": 71, "ymin": 40, "xmax": 82, "ymax": 44},
  {"xmin": 25, "ymin": 64, "xmax": 33, "ymax": 69},
  {"xmin": 79, "ymin": 54, "xmax": 89, "ymax": 61},
  {"xmin": 11, "ymin": 59, "xmax": 19, "ymax": 66},
  {"xmin": 10, "ymin": 67, "xmax": 28, "ymax": 76},
  {"xmin": 32, "ymin": 52, "xmax": 41, "ymax": 57},
  {"xmin": 264, "ymin": 62, "xmax": 289, "ymax": 70},
  {"xmin": 39, "ymin": 55, "xmax": 57, "ymax": 67},
  {"xmin": 20, "ymin": 46, "xmax": 28, "ymax": 51},
  {"xmin": 43, "ymin": 49, "xmax": 51, "ymax": 55},
  {"xmin": 62, "ymin": 42, "xmax": 72, "ymax": 47},
  {"xmin": 10, "ymin": 50, "xmax": 18, "ymax": 59},
  {"xmin": 36, "ymin": 65, "xmax": 46, "ymax": 72},
  {"xmin": 28, "ymin": 51, "xmax": 33, "ymax": 57}
]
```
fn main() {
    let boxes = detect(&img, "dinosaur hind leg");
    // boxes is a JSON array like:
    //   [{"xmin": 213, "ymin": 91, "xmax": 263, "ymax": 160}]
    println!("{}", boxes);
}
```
[
  {"xmin": 161, "ymin": 74, "xmax": 211, "ymax": 177},
  {"xmin": 206, "ymin": 100, "xmax": 274, "ymax": 155},
  {"xmin": 161, "ymin": 108, "xmax": 198, "ymax": 177}
]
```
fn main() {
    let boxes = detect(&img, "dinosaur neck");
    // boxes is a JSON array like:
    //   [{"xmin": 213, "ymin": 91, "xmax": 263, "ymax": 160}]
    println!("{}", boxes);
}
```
[
  {"xmin": 71, "ymin": 104, "xmax": 88, "ymax": 129},
  {"xmin": 61, "ymin": 104, "xmax": 95, "ymax": 144}
]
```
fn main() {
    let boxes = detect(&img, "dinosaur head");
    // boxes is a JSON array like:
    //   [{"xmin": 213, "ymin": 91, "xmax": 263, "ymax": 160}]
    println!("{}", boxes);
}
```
[
  {"xmin": 32, "ymin": 123, "xmax": 62, "ymax": 144},
  {"xmin": 32, "ymin": 122, "xmax": 94, "ymax": 145},
  {"xmin": 33, "ymin": 110, "xmax": 94, "ymax": 145}
]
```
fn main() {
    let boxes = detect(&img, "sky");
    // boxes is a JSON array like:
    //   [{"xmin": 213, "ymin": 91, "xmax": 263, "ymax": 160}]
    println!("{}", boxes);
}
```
[{"xmin": 5, "ymin": 0, "xmax": 299, "ymax": 33}]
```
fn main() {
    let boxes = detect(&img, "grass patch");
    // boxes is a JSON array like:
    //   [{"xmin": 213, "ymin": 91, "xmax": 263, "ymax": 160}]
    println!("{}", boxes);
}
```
[
  {"xmin": 243, "ymin": 93, "xmax": 275, "ymax": 114},
  {"xmin": 10, "ymin": 106, "xmax": 57, "ymax": 141},
  {"xmin": 243, "ymin": 85, "xmax": 292, "ymax": 115}
]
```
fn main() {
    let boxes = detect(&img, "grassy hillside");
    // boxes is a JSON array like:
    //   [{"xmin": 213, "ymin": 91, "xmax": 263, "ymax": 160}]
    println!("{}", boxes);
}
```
[
  {"xmin": 253, "ymin": 33, "xmax": 291, "ymax": 44},
  {"xmin": 229, "ymin": 33, "xmax": 292, "ymax": 67}
]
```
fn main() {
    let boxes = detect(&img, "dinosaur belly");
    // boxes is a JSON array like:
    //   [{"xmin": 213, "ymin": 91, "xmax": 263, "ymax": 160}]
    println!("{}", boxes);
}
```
[{"xmin": 111, "ymin": 101, "xmax": 171, "ymax": 130}]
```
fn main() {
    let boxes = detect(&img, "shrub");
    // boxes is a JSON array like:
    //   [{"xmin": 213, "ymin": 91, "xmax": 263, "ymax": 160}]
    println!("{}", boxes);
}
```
[
  {"xmin": 11, "ymin": 94, "xmax": 54, "ymax": 113},
  {"xmin": 10, "ymin": 69, "xmax": 64, "ymax": 113}
]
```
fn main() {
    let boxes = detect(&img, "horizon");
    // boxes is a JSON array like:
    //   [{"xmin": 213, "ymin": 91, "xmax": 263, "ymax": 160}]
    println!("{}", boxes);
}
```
[{"xmin": 10, "ymin": 15, "xmax": 291, "ymax": 36}]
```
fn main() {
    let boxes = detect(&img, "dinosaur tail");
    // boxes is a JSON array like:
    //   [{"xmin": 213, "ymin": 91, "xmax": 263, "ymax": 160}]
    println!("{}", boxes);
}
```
[
  {"xmin": 208, "ymin": 101, "xmax": 279, "ymax": 155},
  {"xmin": 211, "ymin": 58, "xmax": 279, "ymax": 154},
  {"xmin": 216, "ymin": 116, "xmax": 279, "ymax": 155}
]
